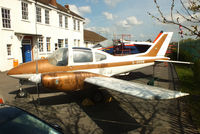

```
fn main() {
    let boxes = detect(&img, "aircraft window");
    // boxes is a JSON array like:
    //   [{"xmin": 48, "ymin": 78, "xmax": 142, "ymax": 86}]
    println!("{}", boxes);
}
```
[
  {"xmin": 48, "ymin": 48, "xmax": 68, "ymax": 66},
  {"xmin": 73, "ymin": 50, "xmax": 93, "ymax": 63},
  {"xmin": 95, "ymin": 52, "xmax": 106, "ymax": 61}
]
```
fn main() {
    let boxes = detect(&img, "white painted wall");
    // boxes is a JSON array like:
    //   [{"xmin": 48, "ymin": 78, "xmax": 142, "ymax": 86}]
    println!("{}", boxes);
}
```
[{"xmin": 0, "ymin": 0, "xmax": 84, "ymax": 71}]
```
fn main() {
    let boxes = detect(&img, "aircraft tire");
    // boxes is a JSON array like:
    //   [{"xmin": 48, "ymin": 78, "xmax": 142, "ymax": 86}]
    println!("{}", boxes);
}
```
[{"xmin": 17, "ymin": 89, "xmax": 28, "ymax": 98}]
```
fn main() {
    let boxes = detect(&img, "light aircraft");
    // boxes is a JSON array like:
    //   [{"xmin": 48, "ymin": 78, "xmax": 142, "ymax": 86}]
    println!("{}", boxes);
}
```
[
  {"xmin": 7, "ymin": 32, "xmax": 189, "ymax": 100},
  {"xmin": 94, "ymin": 31, "xmax": 163, "ymax": 55}
]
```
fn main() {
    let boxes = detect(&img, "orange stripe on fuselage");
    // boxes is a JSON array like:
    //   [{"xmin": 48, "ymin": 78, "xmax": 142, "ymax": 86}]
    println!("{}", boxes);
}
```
[{"xmin": 7, "ymin": 58, "xmax": 169, "ymax": 75}]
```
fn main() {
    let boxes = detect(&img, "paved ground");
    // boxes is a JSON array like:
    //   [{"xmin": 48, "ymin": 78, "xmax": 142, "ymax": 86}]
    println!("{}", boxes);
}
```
[{"xmin": 0, "ymin": 63, "xmax": 199, "ymax": 134}]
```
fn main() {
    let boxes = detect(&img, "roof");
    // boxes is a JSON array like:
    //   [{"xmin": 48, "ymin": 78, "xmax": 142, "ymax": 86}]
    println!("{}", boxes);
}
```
[
  {"xmin": 37, "ymin": 0, "xmax": 84, "ymax": 20},
  {"xmin": 84, "ymin": 30, "xmax": 107, "ymax": 43}
]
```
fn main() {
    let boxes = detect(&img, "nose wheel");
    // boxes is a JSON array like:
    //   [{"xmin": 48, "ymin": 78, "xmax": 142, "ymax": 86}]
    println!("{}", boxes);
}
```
[
  {"xmin": 15, "ymin": 88, "xmax": 28, "ymax": 98},
  {"xmin": 15, "ymin": 80, "xmax": 29, "ymax": 98}
]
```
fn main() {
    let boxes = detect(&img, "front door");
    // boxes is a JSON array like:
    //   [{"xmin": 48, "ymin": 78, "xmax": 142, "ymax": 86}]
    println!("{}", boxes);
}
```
[{"xmin": 22, "ymin": 39, "xmax": 32, "ymax": 63}]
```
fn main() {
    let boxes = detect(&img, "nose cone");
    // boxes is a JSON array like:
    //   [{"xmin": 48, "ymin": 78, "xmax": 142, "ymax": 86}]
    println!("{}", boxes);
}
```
[
  {"xmin": 7, "ymin": 66, "xmax": 20, "ymax": 76},
  {"xmin": 7, "ymin": 61, "xmax": 36, "ymax": 78}
]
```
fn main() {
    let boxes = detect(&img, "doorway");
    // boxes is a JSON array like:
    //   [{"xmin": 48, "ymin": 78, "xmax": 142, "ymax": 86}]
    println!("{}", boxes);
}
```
[{"xmin": 22, "ymin": 39, "xmax": 32, "ymax": 63}]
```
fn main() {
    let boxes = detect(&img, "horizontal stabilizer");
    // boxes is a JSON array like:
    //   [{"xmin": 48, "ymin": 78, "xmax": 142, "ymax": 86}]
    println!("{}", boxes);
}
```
[{"xmin": 85, "ymin": 77, "xmax": 189, "ymax": 100}]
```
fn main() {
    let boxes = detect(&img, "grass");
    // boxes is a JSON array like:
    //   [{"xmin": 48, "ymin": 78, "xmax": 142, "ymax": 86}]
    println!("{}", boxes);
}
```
[{"xmin": 175, "ymin": 65, "xmax": 200, "ymax": 129}]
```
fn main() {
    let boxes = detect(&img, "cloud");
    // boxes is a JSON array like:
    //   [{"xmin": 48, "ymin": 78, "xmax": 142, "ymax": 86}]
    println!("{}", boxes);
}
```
[
  {"xmin": 126, "ymin": 16, "xmax": 143, "ymax": 25},
  {"xmin": 104, "ymin": 0, "xmax": 123, "ymax": 7},
  {"xmin": 69, "ymin": 5, "xmax": 91, "ymax": 16},
  {"xmin": 79, "ymin": 6, "xmax": 91, "ymax": 14},
  {"xmin": 102, "ymin": 12, "xmax": 113, "ymax": 20},
  {"xmin": 86, "ymin": 0, "xmax": 98, "ymax": 3},
  {"xmin": 85, "ymin": 18, "xmax": 91, "ymax": 25},
  {"xmin": 117, "ymin": 16, "xmax": 143, "ymax": 28},
  {"xmin": 69, "ymin": 5, "xmax": 80, "ymax": 15}
]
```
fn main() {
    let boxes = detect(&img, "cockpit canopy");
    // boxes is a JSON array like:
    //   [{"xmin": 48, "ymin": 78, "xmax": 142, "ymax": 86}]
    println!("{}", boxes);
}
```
[{"xmin": 48, "ymin": 47, "xmax": 107, "ymax": 66}]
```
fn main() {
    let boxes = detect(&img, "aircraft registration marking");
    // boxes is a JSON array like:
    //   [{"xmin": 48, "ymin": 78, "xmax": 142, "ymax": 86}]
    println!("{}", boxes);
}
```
[{"xmin": 135, "ymin": 60, "xmax": 145, "ymax": 64}]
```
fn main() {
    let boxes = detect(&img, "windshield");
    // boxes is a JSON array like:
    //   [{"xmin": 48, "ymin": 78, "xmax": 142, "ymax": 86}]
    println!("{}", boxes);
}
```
[
  {"xmin": 48, "ymin": 48, "xmax": 68, "ymax": 66},
  {"xmin": 0, "ymin": 107, "xmax": 61, "ymax": 134}
]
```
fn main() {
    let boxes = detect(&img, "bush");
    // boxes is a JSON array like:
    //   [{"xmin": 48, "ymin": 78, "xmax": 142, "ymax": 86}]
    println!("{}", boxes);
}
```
[{"xmin": 192, "ymin": 59, "xmax": 200, "ymax": 83}]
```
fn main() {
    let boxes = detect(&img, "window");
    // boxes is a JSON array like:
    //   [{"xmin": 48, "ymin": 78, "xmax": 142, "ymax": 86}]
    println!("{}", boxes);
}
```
[
  {"xmin": 48, "ymin": 48, "xmax": 68, "ymax": 66},
  {"xmin": 73, "ymin": 50, "xmax": 93, "ymax": 63},
  {"xmin": 58, "ymin": 39, "xmax": 63, "ymax": 48},
  {"xmin": 59, "ymin": 14, "xmax": 62, "ymax": 27},
  {"xmin": 38, "ymin": 37, "xmax": 43, "ymax": 52},
  {"xmin": 77, "ymin": 21, "xmax": 80, "ymax": 31},
  {"xmin": 1, "ymin": 8, "xmax": 11, "ymax": 28},
  {"xmin": 55, "ymin": 43, "xmax": 58, "ymax": 50},
  {"xmin": 95, "ymin": 52, "xmax": 107, "ymax": 61},
  {"xmin": 45, "ymin": 10, "xmax": 49, "ymax": 24},
  {"xmin": 65, "ymin": 39, "xmax": 68, "ymax": 47},
  {"xmin": 21, "ymin": 2, "xmax": 28, "ymax": 20},
  {"xmin": 36, "ymin": 7, "xmax": 41, "ymax": 23},
  {"xmin": 74, "ymin": 39, "xmax": 76, "ymax": 46},
  {"xmin": 86, "ymin": 42, "xmax": 88, "ymax": 48},
  {"xmin": 7, "ymin": 44, "xmax": 12, "ymax": 56},
  {"xmin": 78, "ymin": 40, "xmax": 80, "ymax": 47},
  {"xmin": 73, "ymin": 19, "xmax": 76, "ymax": 30},
  {"xmin": 46, "ymin": 37, "xmax": 51, "ymax": 52},
  {"xmin": 65, "ymin": 16, "xmax": 68, "ymax": 29}
]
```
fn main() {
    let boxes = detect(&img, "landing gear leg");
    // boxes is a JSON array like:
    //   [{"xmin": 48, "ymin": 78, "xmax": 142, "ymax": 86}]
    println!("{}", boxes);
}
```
[{"xmin": 15, "ymin": 80, "xmax": 28, "ymax": 98}]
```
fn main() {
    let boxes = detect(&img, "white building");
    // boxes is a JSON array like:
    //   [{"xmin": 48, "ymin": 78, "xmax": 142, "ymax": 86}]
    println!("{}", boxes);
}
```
[{"xmin": 0, "ymin": 0, "xmax": 85, "ymax": 71}]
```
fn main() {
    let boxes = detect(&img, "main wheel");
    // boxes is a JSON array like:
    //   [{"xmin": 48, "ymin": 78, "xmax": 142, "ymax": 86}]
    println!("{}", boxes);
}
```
[{"xmin": 91, "ymin": 90, "xmax": 104, "ymax": 103}]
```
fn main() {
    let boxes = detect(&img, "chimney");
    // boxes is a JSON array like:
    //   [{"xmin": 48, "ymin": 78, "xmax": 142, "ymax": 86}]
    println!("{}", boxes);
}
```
[
  {"xmin": 65, "ymin": 5, "xmax": 69, "ymax": 9},
  {"xmin": 49, "ymin": 0, "xmax": 57, "ymax": 7}
]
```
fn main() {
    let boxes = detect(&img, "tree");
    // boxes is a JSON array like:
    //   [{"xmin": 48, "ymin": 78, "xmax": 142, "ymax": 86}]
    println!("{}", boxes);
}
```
[{"xmin": 148, "ymin": 0, "xmax": 200, "ymax": 38}]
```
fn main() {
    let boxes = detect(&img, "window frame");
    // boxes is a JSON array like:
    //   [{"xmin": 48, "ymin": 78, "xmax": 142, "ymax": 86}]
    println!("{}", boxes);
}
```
[
  {"xmin": 21, "ymin": 1, "xmax": 28, "ymax": 20},
  {"xmin": 77, "ymin": 21, "xmax": 80, "ymax": 31},
  {"xmin": 65, "ymin": 38, "xmax": 68, "ymax": 47},
  {"xmin": 58, "ymin": 39, "xmax": 63, "ymax": 48},
  {"xmin": 45, "ymin": 9, "xmax": 49, "ymax": 24},
  {"xmin": 7, "ymin": 44, "xmax": 12, "ymax": 57},
  {"xmin": 1, "ymin": 8, "xmax": 11, "ymax": 28},
  {"xmin": 36, "ymin": 7, "xmax": 41, "ymax": 23},
  {"xmin": 46, "ymin": 37, "xmax": 51, "ymax": 52},
  {"xmin": 73, "ymin": 19, "xmax": 76, "ymax": 30},
  {"xmin": 65, "ymin": 16, "xmax": 68, "ymax": 29},
  {"xmin": 38, "ymin": 37, "xmax": 43, "ymax": 52},
  {"xmin": 59, "ymin": 14, "xmax": 62, "ymax": 27}
]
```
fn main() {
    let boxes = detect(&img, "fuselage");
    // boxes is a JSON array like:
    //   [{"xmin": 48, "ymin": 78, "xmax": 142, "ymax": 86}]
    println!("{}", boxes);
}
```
[{"xmin": 7, "ymin": 47, "xmax": 169, "ymax": 80}]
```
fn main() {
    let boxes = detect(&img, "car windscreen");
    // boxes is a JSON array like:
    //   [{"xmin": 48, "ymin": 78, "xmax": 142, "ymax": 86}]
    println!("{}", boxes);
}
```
[{"xmin": 0, "ymin": 107, "xmax": 62, "ymax": 134}]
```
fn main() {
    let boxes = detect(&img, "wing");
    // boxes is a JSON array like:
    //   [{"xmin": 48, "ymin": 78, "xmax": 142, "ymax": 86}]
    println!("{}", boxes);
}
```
[{"xmin": 85, "ymin": 77, "xmax": 189, "ymax": 100}]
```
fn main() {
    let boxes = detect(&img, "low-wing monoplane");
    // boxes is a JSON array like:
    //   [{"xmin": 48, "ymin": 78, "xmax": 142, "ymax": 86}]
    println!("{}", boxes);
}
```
[{"xmin": 7, "ymin": 32, "xmax": 189, "ymax": 100}]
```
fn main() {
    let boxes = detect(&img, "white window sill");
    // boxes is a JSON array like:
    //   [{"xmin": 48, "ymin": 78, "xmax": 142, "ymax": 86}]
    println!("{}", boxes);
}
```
[
  {"xmin": 7, "ymin": 56, "xmax": 14, "ymax": 60},
  {"xmin": 21, "ymin": 19, "xmax": 30, "ymax": 23},
  {"xmin": 1, "ymin": 28, "xmax": 14, "ymax": 31}
]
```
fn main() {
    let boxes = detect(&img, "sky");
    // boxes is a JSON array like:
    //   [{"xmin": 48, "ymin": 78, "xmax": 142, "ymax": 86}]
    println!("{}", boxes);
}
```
[{"xmin": 57, "ymin": 0, "xmax": 187, "ymax": 42}]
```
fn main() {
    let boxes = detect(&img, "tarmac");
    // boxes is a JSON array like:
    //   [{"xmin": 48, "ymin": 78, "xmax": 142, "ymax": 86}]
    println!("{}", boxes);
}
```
[{"xmin": 0, "ymin": 63, "xmax": 199, "ymax": 134}]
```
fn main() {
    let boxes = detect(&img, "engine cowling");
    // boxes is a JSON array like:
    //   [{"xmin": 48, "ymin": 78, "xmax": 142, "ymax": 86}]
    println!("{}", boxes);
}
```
[{"xmin": 41, "ymin": 72, "xmax": 103, "ymax": 91}]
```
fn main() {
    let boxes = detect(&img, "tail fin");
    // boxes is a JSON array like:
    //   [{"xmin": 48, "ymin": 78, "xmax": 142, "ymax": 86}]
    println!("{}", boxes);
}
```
[
  {"xmin": 140, "ymin": 32, "xmax": 173, "ymax": 57},
  {"xmin": 153, "ymin": 31, "xmax": 163, "ymax": 43}
]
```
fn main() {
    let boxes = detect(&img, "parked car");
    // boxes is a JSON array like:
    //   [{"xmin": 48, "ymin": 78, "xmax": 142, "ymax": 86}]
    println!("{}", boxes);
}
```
[{"xmin": 0, "ymin": 104, "xmax": 63, "ymax": 134}]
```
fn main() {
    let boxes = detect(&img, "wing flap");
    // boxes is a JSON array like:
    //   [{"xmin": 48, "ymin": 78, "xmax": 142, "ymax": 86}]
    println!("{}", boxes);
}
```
[{"xmin": 85, "ymin": 77, "xmax": 189, "ymax": 100}]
